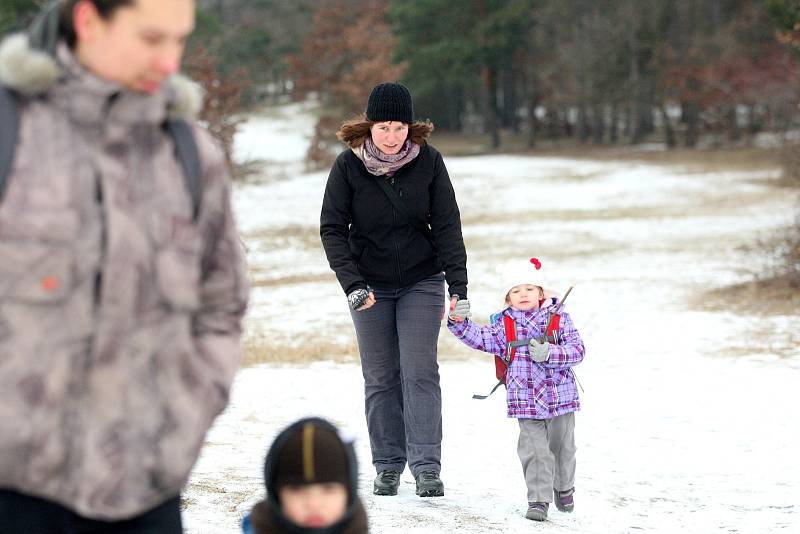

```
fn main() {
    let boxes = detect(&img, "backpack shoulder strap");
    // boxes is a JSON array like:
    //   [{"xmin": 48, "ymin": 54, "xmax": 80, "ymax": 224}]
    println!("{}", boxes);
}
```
[
  {"xmin": 0, "ymin": 97, "xmax": 203, "ymax": 218},
  {"xmin": 476, "ymin": 314, "xmax": 518, "ymax": 400},
  {"xmin": 0, "ymin": 86, "xmax": 20, "ymax": 202},
  {"xmin": 503, "ymin": 315, "xmax": 517, "ymax": 363},
  {"xmin": 493, "ymin": 314, "xmax": 517, "ymax": 382},
  {"xmin": 165, "ymin": 118, "xmax": 201, "ymax": 222}
]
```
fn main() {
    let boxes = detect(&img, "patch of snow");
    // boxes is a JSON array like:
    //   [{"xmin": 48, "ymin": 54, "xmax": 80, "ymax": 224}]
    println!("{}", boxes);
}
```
[{"xmin": 183, "ymin": 102, "xmax": 800, "ymax": 533}]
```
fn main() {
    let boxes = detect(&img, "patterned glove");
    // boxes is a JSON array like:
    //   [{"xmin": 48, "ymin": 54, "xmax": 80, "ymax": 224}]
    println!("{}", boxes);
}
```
[
  {"xmin": 448, "ymin": 297, "xmax": 471, "ymax": 321},
  {"xmin": 528, "ymin": 339, "xmax": 550, "ymax": 363},
  {"xmin": 347, "ymin": 288, "xmax": 370, "ymax": 311}
]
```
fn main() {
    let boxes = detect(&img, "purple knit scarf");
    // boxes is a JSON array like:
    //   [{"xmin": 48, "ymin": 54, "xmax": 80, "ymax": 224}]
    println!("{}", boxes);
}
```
[{"xmin": 353, "ymin": 138, "xmax": 421, "ymax": 176}]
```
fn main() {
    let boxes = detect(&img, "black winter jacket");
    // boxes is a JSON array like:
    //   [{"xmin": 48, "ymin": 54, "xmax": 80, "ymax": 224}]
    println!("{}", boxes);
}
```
[{"xmin": 320, "ymin": 144, "xmax": 468, "ymax": 297}]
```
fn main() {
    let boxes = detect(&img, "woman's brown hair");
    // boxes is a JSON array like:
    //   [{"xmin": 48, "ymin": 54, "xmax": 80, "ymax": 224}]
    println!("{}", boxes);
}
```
[{"xmin": 336, "ymin": 115, "xmax": 434, "ymax": 149}]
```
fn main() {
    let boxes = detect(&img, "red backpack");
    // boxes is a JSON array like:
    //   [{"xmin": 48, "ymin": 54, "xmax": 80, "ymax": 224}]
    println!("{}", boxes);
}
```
[{"xmin": 494, "ymin": 312, "xmax": 562, "ymax": 382}]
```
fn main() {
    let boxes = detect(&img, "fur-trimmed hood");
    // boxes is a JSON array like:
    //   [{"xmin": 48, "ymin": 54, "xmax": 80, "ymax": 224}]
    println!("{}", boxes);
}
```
[{"xmin": 0, "ymin": 32, "xmax": 202, "ymax": 120}]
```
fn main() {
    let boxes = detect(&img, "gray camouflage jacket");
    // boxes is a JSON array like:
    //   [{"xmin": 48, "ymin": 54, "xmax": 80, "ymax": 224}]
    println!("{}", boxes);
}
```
[{"xmin": 0, "ymin": 34, "xmax": 249, "ymax": 519}]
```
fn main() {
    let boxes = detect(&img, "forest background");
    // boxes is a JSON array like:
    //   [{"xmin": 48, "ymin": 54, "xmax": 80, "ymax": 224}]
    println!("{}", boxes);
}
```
[{"xmin": 2, "ymin": 0, "xmax": 798, "ymax": 302}]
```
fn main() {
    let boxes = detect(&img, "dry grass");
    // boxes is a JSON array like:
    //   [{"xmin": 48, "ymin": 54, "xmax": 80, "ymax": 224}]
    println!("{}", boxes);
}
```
[
  {"xmin": 250, "ymin": 272, "xmax": 333, "ymax": 288},
  {"xmin": 241, "ymin": 328, "xmax": 480, "ymax": 367},
  {"xmin": 432, "ymin": 130, "xmax": 783, "ymax": 174},
  {"xmin": 181, "ymin": 481, "xmax": 257, "ymax": 513},
  {"xmin": 697, "ymin": 274, "xmax": 800, "ymax": 316},
  {"xmin": 243, "ymin": 224, "xmax": 320, "ymax": 249},
  {"xmin": 242, "ymin": 336, "xmax": 360, "ymax": 366}
]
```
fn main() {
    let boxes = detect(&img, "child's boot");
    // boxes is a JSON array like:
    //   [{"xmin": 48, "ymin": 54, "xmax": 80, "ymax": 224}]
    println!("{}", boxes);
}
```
[
  {"xmin": 525, "ymin": 502, "xmax": 548, "ymax": 521},
  {"xmin": 554, "ymin": 487, "xmax": 575, "ymax": 512}
]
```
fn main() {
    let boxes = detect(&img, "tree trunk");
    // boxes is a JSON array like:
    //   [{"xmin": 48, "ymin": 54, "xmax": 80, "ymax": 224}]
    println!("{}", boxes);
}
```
[
  {"xmin": 482, "ymin": 65, "xmax": 501, "ymax": 148},
  {"xmin": 501, "ymin": 65, "xmax": 519, "ymax": 133},
  {"xmin": 747, "ymin": 104, "xmax": 759, "ymax": 135},
  {"xmin": 659, "ymin": 105, "xmax": 675, "ymax": 148},
  {"xmin": 683, "ymin": 99, "xmax": 699, "ymax": 148},
  {"xmin": 593, "ymin": 104, "xmax": 605, "ymax": 144},
  {"xmin": 727, "ymin": 105, "xmax": 740, "ymax": 142},
  {"xmin": 522, "ymin": 42, "xmax": 539, "ymax": 148},
  {"xmin": 545, "ymin": 108, "xmax": 560, "ymax": 140},
  {"xmin": 628, "ymin": 16, "xmax": 643, "ymax": 144},
  {"xmin": 610, "ymin": 102, "xmax": 619, "ymax": 144},
  {"xmin": 577, "ymin": 104, "xmax": 590, "ymax": 143}
]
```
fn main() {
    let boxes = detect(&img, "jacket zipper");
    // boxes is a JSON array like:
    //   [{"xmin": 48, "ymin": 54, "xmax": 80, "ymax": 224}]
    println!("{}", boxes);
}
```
[
  {"xmin": 390, "ymin": 176, "xmax": 403, "ymax": 286},
  {"xmin": 93, "ymin": 169, "xmax": 105, "ymax": 308},
  {"xmin": 92, "ymin": 94, "xmax": 116, "ymax": 311}
]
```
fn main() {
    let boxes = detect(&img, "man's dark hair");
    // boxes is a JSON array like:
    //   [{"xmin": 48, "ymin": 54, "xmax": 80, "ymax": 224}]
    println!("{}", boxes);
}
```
[{"xmin": 59, "ymin": 0, "xmax": 136, "ymax": 48}]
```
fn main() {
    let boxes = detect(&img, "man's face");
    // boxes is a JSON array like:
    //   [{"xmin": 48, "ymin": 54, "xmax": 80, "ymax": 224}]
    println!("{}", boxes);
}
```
[{"xmin": 74, "ymin": 0, "xmax": 195, "ymax": 93}]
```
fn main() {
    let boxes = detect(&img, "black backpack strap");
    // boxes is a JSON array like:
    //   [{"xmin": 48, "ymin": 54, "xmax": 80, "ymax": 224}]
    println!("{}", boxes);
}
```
[
  {"xmin": 1, "ymin": 92, "xmax": 202, "ymax": 218},
  {"xmin": 372, "ymin": 176, "xmax": 433, "ymax": 240},
  {"xmin": 165, "ymin": 118, "xmax": 202, "ymax": 222},
  {"xmin": 472, "ymin": 378, "xmax": 505, "ymax": 400},
  {"xmin": 0, "ymin": 86, "xmax": 20, "ymax": 202}
]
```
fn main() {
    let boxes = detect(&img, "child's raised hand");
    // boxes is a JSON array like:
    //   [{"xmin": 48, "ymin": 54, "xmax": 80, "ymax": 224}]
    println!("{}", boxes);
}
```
[{"xmin": 448, "ymin": 296, "xmax": 471, "ymax": 322}]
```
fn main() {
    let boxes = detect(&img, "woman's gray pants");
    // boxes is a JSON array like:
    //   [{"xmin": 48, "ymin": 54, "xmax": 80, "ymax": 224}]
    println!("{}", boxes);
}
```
[
  {"xmin": 517, "ymin": 413, "xmax": 576, "ymax": 503},
  {"xmin": 349, "ymin": 273, "xmax": 445, "ymax": 477}
]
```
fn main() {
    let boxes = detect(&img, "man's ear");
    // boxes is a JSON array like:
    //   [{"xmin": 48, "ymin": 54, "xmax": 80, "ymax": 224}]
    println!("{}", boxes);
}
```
[{"xmin": 72, "ymin": 0, "xmax": 103, "ymax": 43}]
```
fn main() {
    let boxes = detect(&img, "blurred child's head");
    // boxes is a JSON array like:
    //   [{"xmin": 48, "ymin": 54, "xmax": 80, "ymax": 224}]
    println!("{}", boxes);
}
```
[
  {"xmin": 258, "ymin": 417, "xmax": 358, "ymax": 531},
  {"xmin": 272, "ymin": 419, "xmax": 350, "ymax": 527}
]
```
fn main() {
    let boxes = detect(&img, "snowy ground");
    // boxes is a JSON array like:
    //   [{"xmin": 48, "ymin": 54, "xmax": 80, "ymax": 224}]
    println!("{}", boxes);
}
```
[{"xmin": 183, "ymin": 103, "xmax": 800, "ymax": 533}]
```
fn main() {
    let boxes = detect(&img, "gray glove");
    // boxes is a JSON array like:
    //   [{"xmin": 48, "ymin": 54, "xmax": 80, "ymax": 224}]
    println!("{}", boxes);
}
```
[
  {"xmin": 347, "ymin": 288, "xmax": 370, "ymax": 310},
  {"xmin": 448, "ymin": 297, "xmax": 471, "ymax": 320},
  {"xmin": 528, "ymin": 339, "xmax": 550, "ymax": 363}
]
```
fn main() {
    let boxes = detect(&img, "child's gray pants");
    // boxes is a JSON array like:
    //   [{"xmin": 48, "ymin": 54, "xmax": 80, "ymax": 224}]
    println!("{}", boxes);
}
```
[
  {"xmin": 517, "ymin": 413, "xmax": 576, "ymax": 503},
  {"xmin": 349, "ymin": 273, "xmax": 445, "ymax": 478}
]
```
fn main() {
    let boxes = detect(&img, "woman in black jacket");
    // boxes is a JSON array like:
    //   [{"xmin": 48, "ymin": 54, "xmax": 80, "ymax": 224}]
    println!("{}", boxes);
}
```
[{"xmin": 320, "ymin": 82, "xmax": 468, "ymax": 498}]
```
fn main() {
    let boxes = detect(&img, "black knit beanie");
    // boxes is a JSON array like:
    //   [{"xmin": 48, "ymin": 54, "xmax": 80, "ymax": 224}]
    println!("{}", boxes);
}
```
[{"xmin": 366, "ymin": 82, "xmax": 413, "ymax": 124}]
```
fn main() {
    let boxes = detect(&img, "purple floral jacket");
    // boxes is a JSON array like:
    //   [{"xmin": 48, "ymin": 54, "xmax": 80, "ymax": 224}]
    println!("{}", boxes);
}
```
[{"xmin": 448, "ymin": 301, "xmax": 585, "ymax": 419}]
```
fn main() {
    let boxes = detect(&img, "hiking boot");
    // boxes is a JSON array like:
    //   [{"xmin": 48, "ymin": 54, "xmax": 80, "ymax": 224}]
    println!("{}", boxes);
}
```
[
  {"xmin": 554, "ymin": 487, "xmax": 575, "ymax": 512},
  {"xmin": 414, "ymin": 470, "xmax": 444, "ymax": 497},
  {"xmin": 525, "ymin": 502, "xmax": 549, "ymax": 521},
  {"xmin": 373, "ymin": 470, "xmax": 401, "ymax": 496}
]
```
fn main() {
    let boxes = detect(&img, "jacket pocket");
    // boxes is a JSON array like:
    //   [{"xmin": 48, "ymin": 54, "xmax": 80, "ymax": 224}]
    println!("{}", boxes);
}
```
[
  {"xmin": 506, "ymin": 375, "xmax": 530, "ymax": 409},
  {"xmin": 149, "ymin": 213, "xmax": 202, "ymax": 312},
  {"xmin": 0, "ymin": 209, "xmax": 78, "ymax": 303}
]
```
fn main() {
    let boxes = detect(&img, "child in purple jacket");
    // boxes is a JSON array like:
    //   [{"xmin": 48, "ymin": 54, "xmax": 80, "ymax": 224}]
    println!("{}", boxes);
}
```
[{"xmin": 447, "ymin": 258, "xmax": 585, "ymax": 521}]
